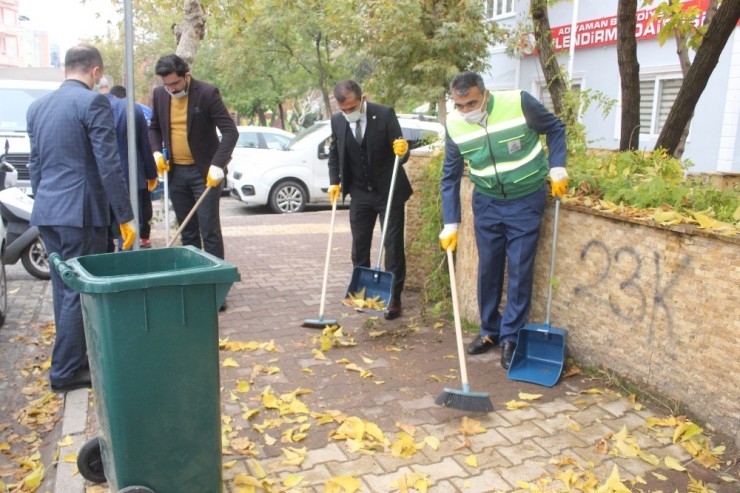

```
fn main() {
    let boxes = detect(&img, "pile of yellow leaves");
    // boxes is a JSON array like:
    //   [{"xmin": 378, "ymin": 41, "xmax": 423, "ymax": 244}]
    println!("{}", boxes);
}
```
[{"xmin": 343, "ymin": 288, "xmax": 387, "ymax": 311}]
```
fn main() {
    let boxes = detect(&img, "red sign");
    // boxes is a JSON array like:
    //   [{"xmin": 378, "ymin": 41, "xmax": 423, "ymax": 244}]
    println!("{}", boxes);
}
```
[{"xmin": 550, "ymin": 0, "xmax": 710, "ymax": 52}]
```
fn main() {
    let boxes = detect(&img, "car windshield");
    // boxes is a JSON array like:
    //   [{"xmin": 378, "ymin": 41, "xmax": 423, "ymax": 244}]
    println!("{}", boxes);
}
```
[
  {"xmin": 285, "ymin": 123, "xmax": 328, "ymax": 151},
  {"xmin": 0, "ymin": 88, "xmax": 53, "ymax": 132}
]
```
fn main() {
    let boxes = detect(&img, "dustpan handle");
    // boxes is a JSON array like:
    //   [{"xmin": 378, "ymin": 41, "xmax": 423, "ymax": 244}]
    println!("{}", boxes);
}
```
[
  {"xmin": 375, "ymin": 154, "xmax": 401, "ymax": 271},
  {"xmin": 545, "ymin": 198, "xmax": 560, "ymax": 325}
]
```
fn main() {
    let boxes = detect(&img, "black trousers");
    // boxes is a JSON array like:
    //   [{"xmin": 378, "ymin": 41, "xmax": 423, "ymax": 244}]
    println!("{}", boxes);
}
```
[
  {"xmin": 348, "ymin": 186, "xmax": 406, "ymax": 304},
  {"xmin": 169, "ymin": 164, "xmax": 225, "ymax": 259}
]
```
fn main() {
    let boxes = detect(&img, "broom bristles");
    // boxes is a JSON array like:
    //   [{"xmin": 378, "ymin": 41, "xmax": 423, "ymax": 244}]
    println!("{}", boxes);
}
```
[{"xmin": 436, "ymin": 387, "xmax": 493, "ymax": 413}]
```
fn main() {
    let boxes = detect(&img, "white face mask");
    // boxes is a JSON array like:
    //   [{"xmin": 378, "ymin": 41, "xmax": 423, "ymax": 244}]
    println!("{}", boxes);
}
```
[
  {"xmin": 167, "ymin": 79, "xmax": 189, "ymax": 99},
  {"xmin": 460, "ymin": 94, "xmax": 488, "ymax": 125},
  {"xmin": 343, "ymin": 110, "xmax": 361, "ymax": 123},
  {"xmin": 341, "ymin": 99, "xmax": 364, "ymax": 123}
]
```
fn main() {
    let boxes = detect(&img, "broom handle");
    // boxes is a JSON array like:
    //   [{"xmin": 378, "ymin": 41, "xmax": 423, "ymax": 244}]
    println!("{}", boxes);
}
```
[
  {"xmin": 318, "ymin": 197, "xmax": 338, "ymax": 318},
  {"xmin": 447, "ymin": 247, "xmax": 470, "ymax": 387},
  {"xmin": 545, "ymin": 198, "xmax": 560, "ymax": 326},
  {"xmin": 164, "ymin": 169, "xmax": 170, "ymax": 245},
  {"xmin": 167, "ymin": 185, "xmax": 213, "ymax": 247},
  {"xmin": 375, "ymin": 154, "xmax": 401, "ymax": 271}
]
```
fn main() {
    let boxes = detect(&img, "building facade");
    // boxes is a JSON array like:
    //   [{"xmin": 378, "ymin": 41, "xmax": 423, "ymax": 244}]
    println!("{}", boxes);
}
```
[{"xmin": 481, "ymin": 0, "xmax": 739, "ymax": 173}]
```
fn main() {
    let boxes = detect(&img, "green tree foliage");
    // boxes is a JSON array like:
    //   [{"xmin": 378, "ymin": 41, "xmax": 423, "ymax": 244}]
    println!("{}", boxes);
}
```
[{"xmin": 355, "ymin": 0, "xmax": 506, "ymax": 119}]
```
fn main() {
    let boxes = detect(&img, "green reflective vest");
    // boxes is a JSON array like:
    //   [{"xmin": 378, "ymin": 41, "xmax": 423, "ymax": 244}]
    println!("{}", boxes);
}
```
[{"xmin": 447, "ymin": 90, "xmax": 548, "ymax": 199}]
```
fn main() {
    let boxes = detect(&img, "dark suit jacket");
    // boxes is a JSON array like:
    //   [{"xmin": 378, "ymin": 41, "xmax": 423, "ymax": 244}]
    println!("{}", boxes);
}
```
[
  {"xmin": 106, "ymin": 94, "xmax": 157, "ymax": 191},
  {"xmin": 28, "ymin": 79, "xmax": 134, "ymax": 228},
  {"xmin": 328, "ymin": 101, "xmax": 412, "ymax": 203},
  {"xmin": 148, "ymin": 77, "xmax": 238, "ymax": 178}
]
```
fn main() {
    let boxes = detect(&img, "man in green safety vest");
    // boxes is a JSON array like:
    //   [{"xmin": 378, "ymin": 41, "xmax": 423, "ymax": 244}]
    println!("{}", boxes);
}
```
[{"xmin": 439, "ymin": 71, "xmax": 568, "ymax": 370}]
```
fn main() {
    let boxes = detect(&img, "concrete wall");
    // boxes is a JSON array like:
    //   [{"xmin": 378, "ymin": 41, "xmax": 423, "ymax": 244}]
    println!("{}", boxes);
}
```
[{"xmin": 404, "ymin": 154, "xmax": 740, "ymax": 448}]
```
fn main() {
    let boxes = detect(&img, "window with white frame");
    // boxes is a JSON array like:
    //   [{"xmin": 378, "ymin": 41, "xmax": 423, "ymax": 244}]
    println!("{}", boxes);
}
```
[
  {"xmin": 484, "ymin": 0, "xmax": 515, "ymax": 19},
  {"xmin": 639, "ymin": 76, "xmax": 682, "ymax": 135},
  {"xmin": 535, "ymin": 82, "xmax": 582, "ymax": 116}
]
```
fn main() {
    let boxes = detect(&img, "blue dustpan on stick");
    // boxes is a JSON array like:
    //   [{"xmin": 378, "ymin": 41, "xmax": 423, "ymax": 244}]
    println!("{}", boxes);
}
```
[
  {"xmin": 345, "ymin": 156, "xmax": 400, "ymax": 313},
  {"xmin": 508, "ymin": 198, "xmax": 567, "ymax": 387}
]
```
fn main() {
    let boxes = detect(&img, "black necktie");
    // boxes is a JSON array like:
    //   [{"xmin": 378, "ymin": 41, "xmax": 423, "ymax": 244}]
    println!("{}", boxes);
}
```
[{"xmin": 354, "ymin": 120, "xmax": 362, "ymax": 143}]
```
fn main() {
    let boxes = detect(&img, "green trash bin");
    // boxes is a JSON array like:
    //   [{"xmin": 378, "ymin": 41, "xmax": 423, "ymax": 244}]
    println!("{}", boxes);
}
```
[{"xmin": 50, "ymin": 246, "xmax": 240, "ymax": 493}]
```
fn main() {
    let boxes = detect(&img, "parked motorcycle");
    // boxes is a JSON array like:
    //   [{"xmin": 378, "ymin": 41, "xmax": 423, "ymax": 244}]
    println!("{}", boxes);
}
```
[{"xmin": 0, "ymin": 145, "xmax": 50, "ymax": 280}]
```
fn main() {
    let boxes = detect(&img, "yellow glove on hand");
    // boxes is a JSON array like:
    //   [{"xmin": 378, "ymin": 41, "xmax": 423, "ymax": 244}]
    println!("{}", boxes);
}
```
[
  {"xmin": 393, "ymin": 138, "xmax": 409, "ymax": 157},
  {"xmin": 154, "ymin": 151, "xmax": 169, "ymax": 176},
  {"xmin": 439, "ymin": 224, "xmax": 459, "ymax": 252},
  {"xmin": 549, "ymin": 167, "xmax": 569, "ymax": 199},
  {"xmin": 147, "ymin": 178, "xmax": 159, "ymax": 193},
  {"xmin": 119, "ymin": 220, "xmax": 137, "ymax": 251},
  {"xmin": 206, "ymin": 165, "xmax": 224, "ymax": 187},
  {"xmin": 328, "ymin": 184, "xmax": 341, "ymax": 205}
]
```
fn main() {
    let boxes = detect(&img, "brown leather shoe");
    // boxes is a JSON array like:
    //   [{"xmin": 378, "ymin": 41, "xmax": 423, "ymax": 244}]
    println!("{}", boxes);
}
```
[
  {"xmin": 467, "ymin": 334, "xmax": 498, "ymax": 355},
  {"xmin": 384, "ymin": 302, "xmax": 402, "ymax": 320}
]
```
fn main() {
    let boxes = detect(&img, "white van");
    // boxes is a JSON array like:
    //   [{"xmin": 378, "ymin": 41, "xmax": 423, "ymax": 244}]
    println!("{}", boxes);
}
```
[
  {"xmin": 226, "ymin": 118, "xmax": 444, "ymax": 213},
  {"xmin": 0, "ymin": 79, "xmax": 61, "ymax": 195}
]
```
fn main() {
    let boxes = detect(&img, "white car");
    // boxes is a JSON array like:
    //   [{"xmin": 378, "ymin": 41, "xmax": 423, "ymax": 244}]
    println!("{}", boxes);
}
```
[{"xmin": 227, "ymin": 118, "xmax": 444, "ymax": 213}]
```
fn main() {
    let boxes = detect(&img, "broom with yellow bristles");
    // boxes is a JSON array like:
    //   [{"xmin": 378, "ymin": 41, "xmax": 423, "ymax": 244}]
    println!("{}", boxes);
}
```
[{"xmin": 435, "ymin": 247, "xmax": 493, "ymax": 413}]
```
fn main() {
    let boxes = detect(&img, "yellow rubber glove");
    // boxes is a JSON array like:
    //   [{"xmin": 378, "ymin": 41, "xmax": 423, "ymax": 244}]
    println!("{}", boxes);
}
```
[
  {"xmin": 119, "ymin": 220, "xmax": 137, "ymax": 251},
  {"xmin": 153, "ymin": 151, "xmax": 170, "ymax": 177},
  {"xmin": 393, "ymin": 138, "xmax": 409, "ymax": 157},
  {"xmin": 328, "ymin": 184, "xmax": 341, "ymax": 205},
  {"xmin": 147, "ymin": 178, "xmax": 159, "ymax": 193},
  {"xmin": 206, "ymin": 165, "xmax": 224, "ymax": 187},
  {"xmin": 549, "ymin": 167, "xmax": 569, "ymax": 199},
  {"xmin": 439, "ymin": 224, "xmax": 459, "ymax": 252}
]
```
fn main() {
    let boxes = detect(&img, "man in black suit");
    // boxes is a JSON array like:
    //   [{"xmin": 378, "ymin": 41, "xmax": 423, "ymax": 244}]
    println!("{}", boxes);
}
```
[
  {"xmin": 327, "ymin": 80, "xmax": 410, "ymax": 320},
  {"xmin": 148, "ymin": 54, "xmax": 238, "ymax": 260}
]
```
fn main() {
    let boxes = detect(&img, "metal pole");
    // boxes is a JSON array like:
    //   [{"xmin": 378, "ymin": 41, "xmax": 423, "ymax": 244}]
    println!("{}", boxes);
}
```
[
  {"xmin": 567, "ymin": 0, "xmax": 579, "ymax": 86},
  {"xmin": 124, "ymin": 0, "xmax": 139, "ymax": 249}
]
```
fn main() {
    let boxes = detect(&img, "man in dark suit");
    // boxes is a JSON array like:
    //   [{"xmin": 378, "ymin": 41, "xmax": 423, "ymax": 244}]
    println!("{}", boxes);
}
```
[
  {"xmin": 327, "ymin": 80, "xmax": 410, "ymax": 320},
  {"xmin": 105, "ymin": 85, "xmax": 158, "ymax": 250},
  {"xmin": 148, "ymin": 54, "xmax": 238, "ymax": 260},
  {"xmin": 27, "ymin": 45, "xmax": 136, "ymax": 392}
]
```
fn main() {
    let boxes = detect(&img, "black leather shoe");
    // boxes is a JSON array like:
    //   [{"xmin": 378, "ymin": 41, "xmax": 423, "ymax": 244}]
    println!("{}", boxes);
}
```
[
  {"xmin": 500, "ymin": 340, "xmax": 517, "ymax": 370},
  {"xmin": 467, "ymin": 334, "xmax": 497, "ymax": 355},
  {"xmin": 384, "ymin": 302, "xmax": 402, "ymax": 320},
  {"xmin": 51, "ymin": 367, "xmax": 92, "ymax": 393}
]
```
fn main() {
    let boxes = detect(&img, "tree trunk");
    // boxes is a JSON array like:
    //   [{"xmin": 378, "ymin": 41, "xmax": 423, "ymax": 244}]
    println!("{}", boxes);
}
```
[
  {"xmin": 173, "ymin": 0, "xmax": 206, "ymax": 66},
  {"xmin": 655, "ymin": 0, "xmax": 740, "ymax": 154},
  {"xmin": 437, "ymin": 92, "xmax": 447, "ymax": 126},
  {"xmin": 617, "ymin": 0, "xmax": 640, "ymax": 151},
  {"xmin": 530, "ymin": 0, "xmax": 568, "ymax": 116},
  {"xmin": 315, "ymin": 32, "xmax": 332, "ymax": 119},
  {"xmin": 671, "ymin": 0, "xmax": 720, "ymax": 158}
]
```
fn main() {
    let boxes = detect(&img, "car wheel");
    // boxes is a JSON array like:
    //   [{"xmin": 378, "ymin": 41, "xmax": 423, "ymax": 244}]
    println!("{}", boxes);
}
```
[
  {"xmin": 269, "ymin": 180, "xmax": 306, "ymax": 214},
  {"xmin": 21, "ymin": 238, "xmax": 51, "ymax": 280}
]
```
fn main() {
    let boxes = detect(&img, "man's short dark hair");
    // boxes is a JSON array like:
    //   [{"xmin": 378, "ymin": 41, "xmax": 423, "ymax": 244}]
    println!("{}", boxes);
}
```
[
  {"xmin": 64, "ymin": 45, "xmax": 103, "ymax": 75},
  {"xmin": 450, "ymin": 71, "xmax": 486, "ymax": 98},
  {"xmin": 110, "ymin": 85, "xmax": 127, "ymax": 98},
  {"xmin": 155, "ymin": 54, "xmax": 189, "ymax": 77},
  {"xmin": 333, "ymin": 80, "xmax": 362, "ymax": 103}
]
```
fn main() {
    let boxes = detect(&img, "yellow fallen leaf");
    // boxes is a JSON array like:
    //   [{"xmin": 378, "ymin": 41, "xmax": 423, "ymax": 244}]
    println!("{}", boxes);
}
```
[
  {"xmin": 312, "ymin": 349, "xmax": 327, "ymax": 360},
  {"xmin": 601, "ymin": 464, "xmax": 630, "ymax": 492},
  {"xmin": 505, "ymin": 400, "xmax": 530, "ymax": 410},
  {"xmin": 222, "ymin": 357, "xmax": 239, "ymax": 368},
  {"xmin": 57, "ymin": 435, "xmax": 74, "ymax": 447},
  {"xmin": 236, "ymin": 380, "xmax": 250, "ymax": 393},
  {"xmin": 423, "ymin": 436, "xmax": 440, "ymax": 450},
  {"xmin": 22, "ymin": 465, "xmax": 45, "ymax": 490},
  {"xmin": 651, "ymin": 471, "xmax": 668, "ymax": 480},
  {"xmin": 283, "ymin": 473, "xmax": 304, "ymax": 488},
  {"xmin": 518, "ymin": 392, "xmax": 542, "ymax": 400},
  {"xmin": 223, "ymin": 460, "xmax": 237, "ymax": 469},
  {"xmin": 264, "ymin": 433, "xmax": 277, "ymax": 446},
  {"xmin": 664, "ymin": 455, "xmax": 686, "ymax": 471},
  {"xmin": 465, "ymin": 454, "xmax": 478, "ymax": 467},
  {"xmin": 325, "ymin": 476, "xmax": 362, "ymax": 493},
  {"xmin": 361, "ymin": 355, "xmax": 374, "ymax": 364},
  {"xmin": 0, "ymin": 442, "xmax": 10, "ymax": 451},
  {"xmin": 62, "ymin": 453, "xmax": 77, "ymax": 463}
]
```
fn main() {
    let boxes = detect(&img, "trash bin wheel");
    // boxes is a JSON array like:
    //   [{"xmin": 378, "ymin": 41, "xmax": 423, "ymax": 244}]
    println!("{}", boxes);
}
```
[
  {"xmin": 119, "ymin": 487, "xmax": 156, "ymax": 493},
  {"xmin": 77, "ymin": 437, "xmax": 106, "ymax": 483}
]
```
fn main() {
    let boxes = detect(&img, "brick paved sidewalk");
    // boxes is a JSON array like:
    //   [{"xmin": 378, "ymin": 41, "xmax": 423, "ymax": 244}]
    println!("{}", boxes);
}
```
[{"xmin": 35, "ymin": 199, "xmax": 737, "ymax": 492}]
